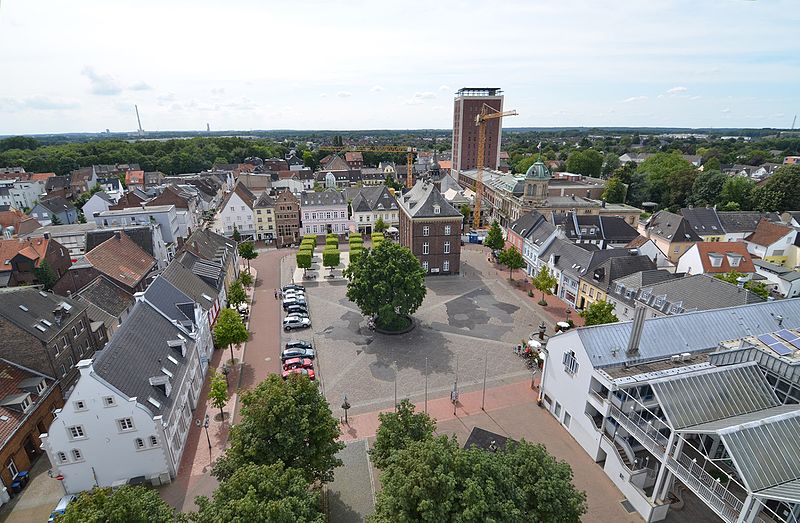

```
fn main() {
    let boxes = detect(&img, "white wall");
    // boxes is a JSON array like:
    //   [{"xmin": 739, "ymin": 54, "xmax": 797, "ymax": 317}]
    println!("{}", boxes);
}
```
[
  {"xmin": 217, "ymin": 192, "xmax": 255, "ymax": 237},
  {"xmin": 82, "ymin": 194, "xmax": 110, "ymax": 220},
  {"xmin": 676, "ymin": 245, "xmax": 702, "ymax": 275}
]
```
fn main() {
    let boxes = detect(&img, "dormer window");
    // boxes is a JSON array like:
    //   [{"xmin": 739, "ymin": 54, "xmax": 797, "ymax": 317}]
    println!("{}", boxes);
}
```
[
  {"xmin": 433, "ymin": 205, "xmax": 440, "ymax": 215},
  {"xmin": 708, "ymin": 254, "xmax": 723, "ymax": 268},
  {"xmin": 726, "ymin": 254, "xmax": 742, "ymax": 268}
]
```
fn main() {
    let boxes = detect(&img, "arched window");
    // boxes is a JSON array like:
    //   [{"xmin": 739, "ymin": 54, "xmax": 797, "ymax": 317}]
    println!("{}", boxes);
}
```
[
  {"xmin": 149, "ymin": 435, "xmax": 159, "ymax": 447},
  {"xmin": 71, "ymin": 449, "xmax": 83, "ymax": 461},
  {"xmin": 57, "ymin": 451, "xmax": 67, "ymax": 463},
  {"xmin": 134, "ymin": 438, "xmax": 145, "ymax": 450}
]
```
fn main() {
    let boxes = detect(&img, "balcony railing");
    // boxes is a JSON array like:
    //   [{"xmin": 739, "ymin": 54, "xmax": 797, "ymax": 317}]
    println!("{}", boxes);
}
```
[
  {"xmin": 609, "ymin": 406, "xmax": 667, "ymax": 457},
  {"xmin": 666, "ymin": 453, "xmax": 743, "ymax": 523}
]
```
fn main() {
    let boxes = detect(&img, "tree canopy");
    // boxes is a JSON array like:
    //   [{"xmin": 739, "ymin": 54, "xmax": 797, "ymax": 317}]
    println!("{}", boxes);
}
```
[
  {"xmin": 566, "ymin": 149, "xmax": 603, "ymax": 177},
  {"xmin": 238, "ymin": 241, "xmax": 258, "ymax": 273},
  {"xmin": 212, "ymin": 374, "xmax": 343, "ymax": 484},
  {"xmin": 531, "ymin": 265, "xmax": 558, "ymax": 305},
  {"xmin": 579, "ymin": 301, "xmax": 619, "ymax": 326},
  {"xmin": 192, "ymin": 463, "xmax": 324, "ymax": 523},
  {"xmin": 752, "ymin": 165, "xmax": 800, "ymax": 212},
  {"xmin": 214, "ymin": 307, "xmax": 248, "ymax": 364},
  {"xmin": 498, "ymin": 245, "xmax": 525, "ymax": 280},
  {"xmin": 601, "ymin": 177, "xmax": 626, "ymax": 204},
  {"xmin": 483, "ymin": 221, "xmax": 504, "ymax": 250},
  {"xmin": 715, "ymin": 271, "xmax": 770, "ymax": 299},
  {"xmin": 370, "ymin": 399, "xmax": 436, "ymax": 470},
  {"xmin": 343, "ymin": 242, "xmax": 426, "ymax": 330},
  {"xmin": 59, "ymin": 486, "xmax": 176, "ymax": 523}
]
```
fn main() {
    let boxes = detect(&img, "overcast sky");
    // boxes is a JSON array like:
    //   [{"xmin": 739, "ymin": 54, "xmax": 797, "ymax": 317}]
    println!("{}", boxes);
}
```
[{"xmin": 1, "ymin": 0, "xmax": 798, "ymax": 134}]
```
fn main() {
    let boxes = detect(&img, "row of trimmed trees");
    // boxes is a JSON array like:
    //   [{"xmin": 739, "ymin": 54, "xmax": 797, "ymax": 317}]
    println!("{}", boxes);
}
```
[{"xmin": 296, "ymin": 234, "xmax": 342, "ymax": 274}]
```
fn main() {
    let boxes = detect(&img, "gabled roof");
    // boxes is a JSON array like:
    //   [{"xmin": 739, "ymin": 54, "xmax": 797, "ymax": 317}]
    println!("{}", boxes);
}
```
[
  {"xmin": 144, "ymin": 186, "xmax": 190, "ymax": 209},
  {"xmin": 220, "ymin": 182, "xmax": 256, "ymax": 211},
  {"xmin": 254, "ymin": 191, "xmax": 275, "ymax": 208},
  {"xmin": 508, "ymin": 211, "xmax": 547, "ymax": 240},
  {"xmin": 0, "ymin": 287, "xmax": 87, "ymax": 342},
  {"xmin": 0, "ymin": 237, "xmax": 50, "ymax": 271},
  {"xmin": 85, "ymin": 226, "xmax": 155, "ymax": 258},
  {"xmin": 45, "ymin": 176, "xmax": 70, "ymax": 192},
  {"xmin": 350, "ymin": 186, "xmax": 398, "ymax": 213},
  {"xmin": 84, "ymin": 233, "xmax": 156, "ymax": 288},
  {"xmin": 540, "ymin": 237, "xmax": 592, "ymax": 276},
  {"xmin": 344, "ymin": 152, "xmax": 363, "ymax": 163},
  {"xmin": 585, "ymin": 254, "xmax": 656, "ymax": 292},
  {"xmin": 639, "ymin": 273, "xmax": 763, "ymax": 314},
  {"xmin": 300, "ymin": 189, "xmax": 347, "ymax": 207},
  {"xmin": 687, "ymin": 242, "xmax": 755, "ymax": 273},
  {"xmin": 124, "ymin": 170, "xmax": 145, "ymax": 185},
  {"xmin": 0, "ymin": 359, "xmax": 54, "ymax": 448},
  {"xmin": 322, "ymin": 155, "xmax": 350, "ymax": 171},
  {"xmin": 680, "ymin": 207, "xmax": 724, "ymax": 235},
  {"xmin": 181, "ymin": 228, "xmax": 235, "ymax": 267},
  {"xmin": 160, "ymin": 258, "xmax": 217, "ymax": 310},
  {"xmin": 143, "ymin": 277, "xmax": 196, "ymax": 326},
  {"xmin": 93, "ymin": 301, "xmax": 193, "ymax": 417},
  {"xmin": 397, "ymin": 180, "xmax": 462, "ymax": 219},
  {"xmin": 745, "ymin": 218, "xmax": 794, "ymax": 247},
  {"xmin": 626, "ymin": 235, "xmax": 650, "ymax": 249},
  {"xmin": 36, "ymin": 197, "xmax": 76, "ymax": 214},
  {"xmin": 73, "ymin": 275, "xmax": 134, "ymax": 318},
  {"xmin": 644, "ymin": 210, "xmax": 702, "ymax": 242},
  {"xmin": 109, "ymin": 192, "xmax": 145, "ymax": 210},
  {"xmin": 0, "ymin": 209, "xmax": 40, "ymax": 236},
  {"xmin": 717, "ymin": 211, "xmax": 781, "ymax": 234}
]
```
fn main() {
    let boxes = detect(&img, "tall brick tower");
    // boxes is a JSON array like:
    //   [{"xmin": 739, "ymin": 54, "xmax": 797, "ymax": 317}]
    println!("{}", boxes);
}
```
[{"xmin": 451, "ymin": 87, "xmax": 504, "ymax": 172}]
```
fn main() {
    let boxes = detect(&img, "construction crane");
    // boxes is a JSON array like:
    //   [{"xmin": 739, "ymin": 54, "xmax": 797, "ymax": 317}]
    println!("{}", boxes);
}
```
[
  {"xmin": 134, "ymin": 105, "xmax": 144, "ymax": 137},
  {"xmin": 473, "ymin": 104, "xmax": 517, "ymax": 229},
  {"xmin": 319, "ymin": 145, "xmax": 417, "ymax": 188}
]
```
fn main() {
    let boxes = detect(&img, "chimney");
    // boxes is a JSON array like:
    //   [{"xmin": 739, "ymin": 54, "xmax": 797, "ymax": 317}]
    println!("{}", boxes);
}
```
[
  {"xmin": 43, "ymin": 232, "xmax": 51, "ymax": 240},
  {"xmin": 601, "ymin": 199, "xmax": 606, "ymax": 208},
  {"xmin": 114, "ymin": 231, "xmax": 122, "ymax": 240},
  {"xmin": 626, "ymin": 307, "xmax": 646, "ymax": 355}
]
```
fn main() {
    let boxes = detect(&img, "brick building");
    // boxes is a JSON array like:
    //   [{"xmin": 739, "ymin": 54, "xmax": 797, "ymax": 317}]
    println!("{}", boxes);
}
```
[
  {"xmin": 451, "ymin": 87, "xmax": 504, "ymax": 172},
  {"xmin": 274, "ymin": 189, "xmax": 300, "ymax": 247},
  {"xmin": 397, "ymin": 180, "xmax": 463, "ymax": 275},
  {"xmin": 0, "ymin": 236, "xmax": 72, "ymax": 288}
]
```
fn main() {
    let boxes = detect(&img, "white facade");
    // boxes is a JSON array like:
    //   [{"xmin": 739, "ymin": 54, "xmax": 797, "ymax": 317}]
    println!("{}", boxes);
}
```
[
  {"xmin": 94, "ymin": 205, "xmax": 181, "ymax": 244},
  {"xmin": 632, "ymin": 240, "xmax": 673, "ymax": 269},
  {"xmin": 215, "ymin": 191, "xmax": 255, "ymax": 239},
  {"xmin": 82, "ymin": 193, "xmax": 112, "ymax": 220},
  {"xmin": 0, "ymin": 179, "xmax": 45, "ymax": 210}
]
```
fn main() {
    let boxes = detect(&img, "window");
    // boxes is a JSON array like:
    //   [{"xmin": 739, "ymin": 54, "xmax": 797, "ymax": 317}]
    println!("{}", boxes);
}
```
[
  {"xmin": 149, "ymin": 435, "xmax": 159, "ymax": 447},
  {"xmin": 6, "ymin": 459, "xmax": 17, "ymax": 478},
  {"xmin": 563, "ymin": 350, "xmax": 579, "ymax": 375},
  {"xmin": 71, "ymin": 449, "xmax": 83, "ymax": 461},
  {"xmin": 422, "ymin": 261, "xmax": 429, "ymax": 271},
  {"xmin": 443, "ymin": 260, "xmax": 450, "ymax": 272},
  {"xmin": 60, "ymin": 364, "xmax": 67, "ymax": 378},
  {"xmin": 444, "ymin": 242, "xmax": 450, "ymax": 254},
  {"xmin": 554, "ymin": 402, "xmax": 562, "ymax": 418},
  {"xmin": 422, "ymin": 242, "xmax": 429, "ymax": 255},
  {"xmin": 73, "ymin": 400, "xmax": 86, "ymax": 412},
  {"xmin": 56, "ymin": 451, "xmax": 67, "ymax": 464},
  {"xmin": 563, "ymin": 411, "xmax": 571, "ymax": 428},
  {"xmin": 117, "ymin": 418, "xmax": 134, "ymax": 431},
  {"xmin": 134, "ymin": 438, "xmax": 145, "ymax": 450},
  {"xmin": 103, "ymin": 396, "xmax": 115, "ymax": 407},
  {"xmin": 422, "ymin": 226, "xmax": 429, "ymax": 236},
  {"xmin": 444, "ymin": 225, "xmax": 451, "ymax": 235},
  {"xmin": 68, "ymin": 425, "xmax": 85, "ymax": 439}
]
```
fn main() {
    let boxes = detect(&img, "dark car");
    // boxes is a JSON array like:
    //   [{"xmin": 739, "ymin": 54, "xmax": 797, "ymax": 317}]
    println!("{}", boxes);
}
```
[
  {"xmin": 286, "ymin": 340, "xmax": 313, "ymax": 351},
  {"xmin": 283, "ymin": 357, "xmax": 314, "ymax": 371},
  {"xmin": 283, "ymin": 284, "xmax": 306, "ymax": 292},
  {"xmin": 281, "ymin": 347, "xmax": 316, "ymax": 361},
  {"xmin": 282, "ymin": 297, "xmax": 307, "ymax": 310},
  {"xmin": 282, "ymin": 367, "xmax": 315, "ymax": 380},
  {"xmin": 285, "ymin": 304, "xmax": 309, "ymax": 316}
]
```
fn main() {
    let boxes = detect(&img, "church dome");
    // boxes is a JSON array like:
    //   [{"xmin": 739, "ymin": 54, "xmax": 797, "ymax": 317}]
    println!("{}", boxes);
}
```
[{"xmin": 525, "ymin": 160, "xmax": 550, "ymax": 180}]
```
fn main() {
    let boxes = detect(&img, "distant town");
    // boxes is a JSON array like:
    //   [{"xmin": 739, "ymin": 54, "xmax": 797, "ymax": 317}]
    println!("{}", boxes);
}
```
[{"xmin": 0, "ymin": 86, "xmax": 799, "ymax": 523}]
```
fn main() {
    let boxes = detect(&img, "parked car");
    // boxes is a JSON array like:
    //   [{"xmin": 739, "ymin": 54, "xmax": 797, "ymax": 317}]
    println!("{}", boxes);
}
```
[
  {"xmin": 283, "ymin": 357, "xmax": 314, "ymax": 370},
  {"xmin": 281, "ymin": 346, "xmax": 316, "ymax": 361},
  {"xmin": 283, "ymin": 292, "xmax": 305, "ymax": 302},
  {"xmin": 286, "ymin": 340, "xmax": 313, "ymax": 351},
  {"xmin": 283, "ymin": 315, "xmax": 311, "ymax": 331},
  {"xmin": 282, "ymin": 297, "xmax": 307, "ymax": 310},
  {"xmin": 49, "ymin": 495, "xmax": 78, "ymax": 522},
  {"xmin": 283, "ymin": 284, "xmax": 305, "ymax": 292},
  {"xmin": 282, "ymin": 367, "xmax": 316, "ymax": 380},
  {"xmin": 285, "ymin": 304, "xmax": 309, "ymax": 316}
]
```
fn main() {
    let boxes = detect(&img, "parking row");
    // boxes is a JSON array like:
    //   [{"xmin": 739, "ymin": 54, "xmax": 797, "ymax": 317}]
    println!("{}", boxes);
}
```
[
  {"xmin": 280, "ymin": 284, "xmax": 317, "ymax": 382},
  {"xmin": 281, "ymin": 284, "xmax": 311, "ymax": 332}
]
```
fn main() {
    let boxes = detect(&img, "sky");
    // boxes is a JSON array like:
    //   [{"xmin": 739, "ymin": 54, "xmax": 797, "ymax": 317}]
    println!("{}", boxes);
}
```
[{"xmin": 0, "ymin": 0, "xmax": 798, "ymax": 134}]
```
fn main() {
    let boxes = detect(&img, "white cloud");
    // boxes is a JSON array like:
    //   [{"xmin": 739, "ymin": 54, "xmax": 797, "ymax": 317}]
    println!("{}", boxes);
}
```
[
  {"xmin": 415, "ymin": 91, "xmax": 436, "ymax": 100},
  {"xmin": 690, "ymin": 95, "xmax": 702, "ymax": 100},
  {"xmin": 337, "ymin": 91, "xmax": 352, "ymax": 98},
  {"xmin": 721, "ymin": 107, "xmax": 731, "ymax": 113},
  {"xmin": 81, "ymin": 66, "xmax": 122, "ymax": 95},
  {"xmin": 370, "ymin": 85, "xmax": 384, "ymax": 92},
  {"xmin": 0, "ymin": 96, "xmax": 80, "ymax": 112},
  {"xmin": 211, "ymin": 88, "xmax": 225, "ymax": 96},
  {"xmin": 438, "ymin": 85, "xmax": 451, "ymax": 92},
  {"xmin": 404, "ymin": 97, "xmax": 424, "ymax": 106},
  {"xmin": 666, "ymin": 86, "xmax": 688, "ymax": 95},
  {"xmin": 129, "ymin": 82, "xmax": 152, "ymax": 91},
  {"xmin": 622, "ymin": 96, "xmax": 647, "ymax": 103}
]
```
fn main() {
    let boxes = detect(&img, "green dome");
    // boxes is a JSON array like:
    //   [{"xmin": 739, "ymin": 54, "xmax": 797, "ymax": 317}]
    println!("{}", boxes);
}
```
[{"xmin": 525, "ymin": 160, "xmax": 550, "ymax": 180}]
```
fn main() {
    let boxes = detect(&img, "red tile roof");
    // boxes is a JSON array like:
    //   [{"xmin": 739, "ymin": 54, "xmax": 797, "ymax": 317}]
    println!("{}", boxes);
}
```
[
  {"xmin": 84, "ymin": 233, "xmax": 156, "ymax": 288},
  {"xmin": 125, "ymin": 170, "xmax": 145, "ymax": 185},
  {"xmin": 29, "ymin": 172, "xmax": 56, "ymax": 182},
  {"xmin": 0, "ymin": 237, "xmax": 49, "ymax": 271},
  {"xmin": 0, "ymin": 361, "xmax": 54, "ymax": 448},
  {"xmin": 0, "ymin": 209, "xmax": 41, "ymax": 235},
  {"xmin": 692, "ymin": 242, "xmax": 755, "ymax": 273},
  {"xmin": 745, "ymin": 218, "xmax": 793, "ymax": 247}
]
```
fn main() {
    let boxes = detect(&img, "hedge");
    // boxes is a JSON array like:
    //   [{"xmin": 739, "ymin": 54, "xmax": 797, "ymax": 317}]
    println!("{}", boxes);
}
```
[
  {"xmin": 322, "ymin": 249, "xmax": 340, "ymax": 268},
  {"xmin": 296, "ymin": 250, "xmax": 312, "ymax": 270}
]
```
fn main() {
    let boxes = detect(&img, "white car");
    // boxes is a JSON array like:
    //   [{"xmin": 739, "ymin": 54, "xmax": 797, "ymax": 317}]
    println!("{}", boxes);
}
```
[
  {"xmin": 283, "ymin": 315, "xmax": 311, "ymax": 331},
  {"xmin": 283, "ymin": 290, "xmax": 305, "ymax": 300}
]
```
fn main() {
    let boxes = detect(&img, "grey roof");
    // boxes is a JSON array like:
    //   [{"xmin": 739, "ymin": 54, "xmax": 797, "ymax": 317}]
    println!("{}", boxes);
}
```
[
  {"xmin": 438, "ymin": 173, "xmax": 463, "ymax": 194},
  {"xmin": 0, "ymin": 288, "xmax": 87, "ymax": 342},
  {"xmin": 36, "ymin": 197, "xmax": 76, "ymax": 214},
  {"xmin": 254, "ymin": 191, "xmax": 275, "ymax": 208},
  {"xmin": 85, "ymin": 226, "xmax": 155, "ymax": 258},
  {"xmin": 680, "ymin": 207, "xmax": 724, "ymax": 235},
  {"xmin": 509, "ymin": 211, "xmax": 547, "ymax": 240},
  {"xmin": 644, "ymin": 210, "xmax": 702, "ymax": 242},
  {"xmin": 717, "ymin": 211, "xmax": 781, "ymax": 234},
  {"xmin": 586, "ymin": 255, "xmax": 656, "ymax": 292},
  {"xmin": 552, "ymin": 212, "xmax": 638, "ymax": 243},
  {"xmin": 638, "ymin": 273, "xmax": 763, "ymax": 314},
  {"xmin": 651, "ymin": 363, "xmax": 778, "ymax": 430},
  {"xmin": 160, "ymin": 258, "xmax": 217, "ymax": 310},
  {"xmin": 176, "ymin": 250, "xmax": 223, "ymax": 290},
  {"xmin": 398, "ymin": 180, "xmax": 462, "ymax": 219},
  {"xmin": 143, "ymin": 277, "xmax": 196, "ymax": 326},
  {"xmin": 182, "ymin": 228, "xmax": 235, "ymax": 266},
  {"xmin": 73, "ymin": 275, "xmax": 134, "ymax": 318},
  {"xmin": 300, "ymin": 189, "xmax": 347, "ymax": 207},
  {"xmin": 94, "ymin": 301, "xmax": 194, "ymax": 417},
  {"xmin": 753, "ymin": 259, "xmax": 800, "ymax": 281},
  {"xmin": 94, "ymin": 192, "xmax": 113, "ymax": 203},
  {"xmin": 350, "ymin": 186, "xmax": 398, "ymax": 213},
  {"xmin": 613, "ymin": 269, "xmax": 676, "ymax": 291},
  {"xmin": 575, "ymin": 297, "xmax": 800, "ymax": 368},
  {"xmin": 540, "ymin": 237, "xmax": 592, "ymax": 278}
]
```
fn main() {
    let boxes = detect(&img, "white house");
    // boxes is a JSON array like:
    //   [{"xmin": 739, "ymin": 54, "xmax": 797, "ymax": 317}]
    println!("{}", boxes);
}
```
[
  {"xmin": 539, "ymin": 300, "xmax": 800, "ymax": 523},
  {"xmin": 94, "ymin": 205, "xmax": 181, "ymax": 246},
  {"xmin": 82, "ymin": 192, "xmax": 113, "ymax": 220},
  {"xmin": 350, "ymin": 186, "xmax": 399, "ymax": 234},
  {"xmin": 753, "ymin": 259, "xmax": 800, "ymax": 298},
  {"xmin": 40, "ymin": 289, "xmax": 211, "ymax": 493},
  {"xmin": 214, "ymin": 182, "xmax": 256, "ymax": 240}
]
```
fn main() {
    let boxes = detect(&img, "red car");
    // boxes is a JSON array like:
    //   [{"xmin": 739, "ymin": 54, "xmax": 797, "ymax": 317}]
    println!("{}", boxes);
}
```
[
  {"xmin": 282, "ymin": 368, "xmax": 316, "ymax": 380},
  {"xmin": 282, "ymin": 357, "xmax": 314, "ymax": 371}
]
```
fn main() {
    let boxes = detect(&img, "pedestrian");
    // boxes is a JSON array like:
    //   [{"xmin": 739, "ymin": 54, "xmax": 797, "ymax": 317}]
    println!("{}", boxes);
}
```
[{"xmin": 274, "ymin": 289, "xmax": 278, "ymax": 300}]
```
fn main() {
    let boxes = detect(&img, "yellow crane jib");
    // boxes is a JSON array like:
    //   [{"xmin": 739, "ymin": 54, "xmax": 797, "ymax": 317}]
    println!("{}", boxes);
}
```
[{"xmin": 473, "ymin": 105, "xmax": 518, "ymax": 230}]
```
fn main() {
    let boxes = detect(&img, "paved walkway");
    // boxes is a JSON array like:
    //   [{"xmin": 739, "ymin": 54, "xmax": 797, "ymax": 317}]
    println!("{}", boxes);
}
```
[{"xmin": 0, "ymin": 454, "xmax": 63, "ymax": 523}]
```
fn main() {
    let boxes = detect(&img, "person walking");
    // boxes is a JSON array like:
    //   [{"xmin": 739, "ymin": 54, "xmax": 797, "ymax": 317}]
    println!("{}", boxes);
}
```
[{"xmin": 274, "ymin": 289, "xmax": 278, "ymax": 300}]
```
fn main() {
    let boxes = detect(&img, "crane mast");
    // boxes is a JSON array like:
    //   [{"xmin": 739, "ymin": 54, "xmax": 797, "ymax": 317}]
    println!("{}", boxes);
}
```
[{"xmin": 473, "ymin": 104, "xmax": 517, "ymax": 230}]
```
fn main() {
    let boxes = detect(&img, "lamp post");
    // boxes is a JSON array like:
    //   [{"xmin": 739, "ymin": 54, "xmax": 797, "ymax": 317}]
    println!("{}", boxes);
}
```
[
  {"xmin": 538, "ymin": 321, "xmax": 546, "ymax": 340},
  {"xmin": 424, "ymin": 357, "xmax": 428, "ymax": 414},
  {"xmin": 341, "ymin": 395, "xmax": 351, "ymax": 425},
  {"xmin": 203, "ymin": 414, "xmax": 211, "ymax": 462},
  {"xmin": 393, "ymin": 361, "xmax": 398, "ymax": 412},
  {"xmin": 565, "ymin": 308, "xmax": 571, "ymax": 325}
]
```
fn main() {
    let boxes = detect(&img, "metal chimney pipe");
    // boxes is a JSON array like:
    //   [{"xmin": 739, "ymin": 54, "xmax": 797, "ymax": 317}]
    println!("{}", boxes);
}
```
[{"xmin": 626, "ymin": 307, "xmax": 646, "ymax": 355}]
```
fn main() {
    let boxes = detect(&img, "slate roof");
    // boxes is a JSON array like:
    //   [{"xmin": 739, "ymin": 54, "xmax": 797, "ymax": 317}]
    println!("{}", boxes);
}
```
[
  {"xmin": 644, "ymin": 210, "xmax": 702, "ymax": 242},
  {"xmin": 84, "ymin": 233, "xmax": 156, "ymax": 289},
  {"xmin": 254, "ymin": 191, "xmax": 275, "ymax": 208},
  {"xmin": 160, "ymin": 258, "xmax": 217, "ymax": 310},
  {"xmin": 585, "ymin": 255, "xmax": 657, "ymax": 293},
  {"xmin": 0, "ymin": 287, "xmax": 87, "ymax": 342},
  {"xmin": 85, "ymin": 226, "xmax": 155, "ymax": 259},
  {"xmin": 182, "ymin": 228, "xmax": 235, "ymax": 265},
  {"xmin": 0, "ymin": 359, "xmax": 55, "ymax": 448},
  {"xmin": 508, "ymin": 211, "xmax": 547, "ymax": 240},
  {"xmin": 540, "ymin": 237, "xmax": 593, "ymax": 278},
  {"xmin": 300, "ymin": 189, "xmax": 347, "ymax": 207},
  {"xmin": 746, "ymin": 218, "xmax": 794, "ymax": 247},
  {"xmin": 45, "ymin": 176, "xmax": 70, "ymax": 192},
  {"xmin": 143, "ymin": 277, "xmax": 196, "ymax": 326},
  {"xmin": 552, "ymin": 212, "xmax": 638, "ymax": 243},
  {"xmin": 398, "ymin": 180, "xmax": 462, "ymax": 219},
  {"xmin": 688, "ymin": 242, "xmax": 756, "ymax": 274},
  {"xmin": 37, "ymin": 197, "xmax": 76, "ymax": 214},
  {"xmin": 73, "ymin": 275, "xmax": 134, "ymax": 318},
  {"xmin": 109, "ymin": 192, "xmax": 145, "ymax": 210},
  {"xmin": 93, "ymin": 301, "xmax": 193, "ymax": 417},
  {"xmin": 753, "ymin": 259, "xmax": 800, "ymax": 281},
  {"xmin": 220, "ymin": 182, "xmax": 256, "ymax": 211},
  {"xmin": 638, "ymin": 273, "xmax": 763, "ymax": 314},
  {"xmin": 176, "ymin": 250, "xmax": 224, "ymax": 290},
  {"xmin": 680, "ymin": 207, "xmax": 724, "ymax": 236},
  {"xmin": 717, "ymin": 211, "xmax": 781, "ymax": 235},
  {"xmin": 350, "ymin": 186, "xmax": 398, "ymax": 213}
]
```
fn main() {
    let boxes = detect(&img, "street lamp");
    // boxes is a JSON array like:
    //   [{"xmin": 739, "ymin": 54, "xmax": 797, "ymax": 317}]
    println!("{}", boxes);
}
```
[
  {"xmin": 565, "ymin": 308, "xmax": 571, "ymax": 324},
  {"xmin": 538, "ymin": 321, "xmax": 546, "ymax": 340},
  {"xmin": 221, "ymin": 365, "xmax": 229, "ymax": 387},
  {"xmin": 341, "ymin": 395, "xmax": 351, "ymax": 425},
  {"xmin": 202, "ymin": 414, "xmax": 211, "ymax": 462}
]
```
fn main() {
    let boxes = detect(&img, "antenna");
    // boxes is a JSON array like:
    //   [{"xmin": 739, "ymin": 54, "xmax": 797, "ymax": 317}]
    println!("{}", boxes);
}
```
[
  {"xmin": 792, "ymin": 115, "xmax": 797, "ymax": 131},
  {"xmin": 135, "ymin": 105, "xmax": 144, "ymax": 137},
  {"xmin": 207, "ymin": 123, "xmax": 210, "ymax": 132}
]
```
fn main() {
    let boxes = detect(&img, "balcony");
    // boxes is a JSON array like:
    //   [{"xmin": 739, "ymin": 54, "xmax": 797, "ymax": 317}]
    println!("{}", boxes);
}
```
[
  {"xmin": 609, "ymin": 406, "xmax": 668, "ymax": 458},
  {"xmin": 665, "ymin": 453, "xmax": 743, "ymax": 523}
]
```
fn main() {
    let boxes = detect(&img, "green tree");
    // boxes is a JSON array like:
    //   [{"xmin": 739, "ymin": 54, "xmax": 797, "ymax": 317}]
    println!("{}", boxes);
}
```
[
  {"xmin": 566, "ymin": 149, "xmax": 603, "ymax": 177},
  {"xmin": 459, "ymin": 204, "xmax": 471, "ymax": 223},
  {"xmin": 322, "ymin": 248, "xmax": 340, "ymax": 273},
  {"xmin": 192, "ymin": 462, "xmax": 323, "ymax": 523},
  {"xmin": 0, "ymin": 136, "xmax": 39, "ymax": 152},
  {"xmin": 718, "ymin": 176, "xmax": 755, "ymax": 210},
  {"xmin": 50, "ymin": 214, "xmax": 62, "ymax": 225},
  {"xmin": 343, "ymin": 242, "xmax": 426, "ymax": 331},
  {"xmin": 302, "ymin": 150, "xmax": 319, "ymax": 170},
  {"xmin": 689, "ymin": 170, "xmax": 727, "ymax": 207},
  {"xmin": 498, "ymin": 245, "xmax": 525, "ymax": 280},
  {"xmin": 370, "ymin": 399, "xmax": 436, "ymax": 470},
  {"xmin": 513, "ymin": 155, "xmax": 537, "ymax": 175},
  {"xmin": 531, "ymin": 265, "xmax": 558, "ymax": 306},
  {"xmin": 238, "ymin": 241, "xmax": 258, "ymax": 273},
  {"xmin": 34, "ymin": 260, "xmax": 58, "ymax": 290},
  {"xmin": 227, "ymin": 280, "xmax": 247, "ymax": 307},
  {"xmin": 601, "ymin": 177, "xmax": 626, "ymax": 203},
  {"xmin": 602, "ymin": 153, "xmax": 620, "ymax": 178},
  {"xmin": 238, "ymin": 271, "xmax": 254, "ymax": 288},
  {"xmin": 209, "ymin": 369, "xmax": 229, "ymax": 421},
  {"xmin": 373, "ymin": 217, "xmax": 388, "ymax": 233},
  {"xmin": 580, "ymin": 301, "xmax": 619, "ymax": 326},
  {"xmin": 384, "ymin": 175, "xmax": 403, "ymax": 191},
  {"xmin": 483, "ymin": 220, "xmax": 504, "ymax": 250},
  {"xmin": 637, "ymin": 152, "xmax": 696, "ymax": 209},
  {"xmin": 232, "ymin": 226, "xmax": 241, "ymax": 242},
  {"xmin": 715, "ymin": 271, "xmax": 770, "ymax": 299},
  {"xmin": 752, "ymin": 165, "xmax": 800, "ymax": 212},
  {"xmin": 703, "ymin": 157, "xmax": 721, "ymax": 171},
  {"xmin": 296, "ymin": 250, "xmax": 312, "ymax": 273},
  {"xmin": 59, "ymin": 486, "xmax": 176, "ymax": 523},
  {"xmin": 212, "ymin": 375, "xmax": 344, "ymax": 484},
  {"xmin": 214, "ymin": 308, "xmax": 248, "ymax": 366}
]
